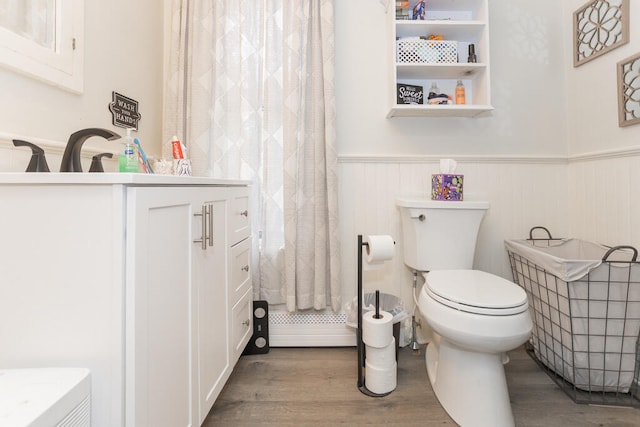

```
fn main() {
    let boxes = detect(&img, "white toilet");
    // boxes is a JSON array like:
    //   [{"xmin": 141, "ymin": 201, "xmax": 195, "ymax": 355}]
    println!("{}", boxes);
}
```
[{"xmin": 397, "ymin": 196, "xmax": 532, "ymax": 427}]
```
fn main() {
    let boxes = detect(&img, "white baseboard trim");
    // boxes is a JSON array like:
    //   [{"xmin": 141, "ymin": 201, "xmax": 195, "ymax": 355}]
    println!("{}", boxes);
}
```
[
  {"xmin": 268, "ymin": 323, "xmax": 356, "ymax": 347},
  {"xmin": 268, "ymin": 310, "xmax": 356, "ymax": 347}
]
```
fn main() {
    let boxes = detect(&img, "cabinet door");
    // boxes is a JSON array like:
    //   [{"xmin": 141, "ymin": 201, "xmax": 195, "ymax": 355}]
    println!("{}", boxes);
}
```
[
  {"xmin": 194, "ymin": 196, "xmax": 229, "ymax": 424},
  {"xmin": 126, "ymin": 187, "xmax": 201, "ymax": 427},
  {"xmin": 0, "ymin": 185, "xmax": 126, "ymax": 427}
]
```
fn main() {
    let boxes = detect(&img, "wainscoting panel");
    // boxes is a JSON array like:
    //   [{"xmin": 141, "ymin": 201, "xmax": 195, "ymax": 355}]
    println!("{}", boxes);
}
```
[
  {"xmin": 568, "ymin": 154, "xmax": 640, "ymax": 249},
  {"xmin": 270, "ymin": 156, "xmax": 571, "ymax": 347},
  {"xmin": 338, "ymin": 156, "xmax": 571, "ymax": 320}
]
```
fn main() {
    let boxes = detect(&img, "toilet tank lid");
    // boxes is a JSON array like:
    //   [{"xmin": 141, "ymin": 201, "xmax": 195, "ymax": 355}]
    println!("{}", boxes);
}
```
[{"xmin": 396, "ymin": 196, "xmax": 489, "ymax": 210}]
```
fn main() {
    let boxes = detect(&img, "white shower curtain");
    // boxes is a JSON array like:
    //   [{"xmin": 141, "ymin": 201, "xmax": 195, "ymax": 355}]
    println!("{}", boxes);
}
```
[{"xmin": 163, "ymin": 0, "xmax": 340, "ymax": 312}]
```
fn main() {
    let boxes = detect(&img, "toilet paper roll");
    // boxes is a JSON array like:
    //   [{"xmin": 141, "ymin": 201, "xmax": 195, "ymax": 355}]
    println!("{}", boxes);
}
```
[
  {"xmin": 363, "ymin": 310, "xmax": 393, "ymax": 348},
  {"xmin": 365, "ymin": 360, "xmax": 397, "ymax": 394},
  {"xmin": 365, "ymin": 337, "xmax": 396, "ymax": 367},
  {"xmin": 364, "ymin": 235, "xmax": 395, "ymax": 264}
]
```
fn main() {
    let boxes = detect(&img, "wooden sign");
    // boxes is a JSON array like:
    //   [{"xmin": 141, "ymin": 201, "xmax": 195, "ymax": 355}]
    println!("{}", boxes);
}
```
[{"xmin": 109, "ymin": 92, "xmax": 141, "ymax": 130}]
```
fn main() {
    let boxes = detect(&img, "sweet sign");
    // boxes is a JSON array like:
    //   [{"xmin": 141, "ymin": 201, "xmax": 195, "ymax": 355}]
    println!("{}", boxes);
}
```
[
  {"xmin": 109, "ymin": 92, "xmax": 141, "ymax": 130},
  {"xmin": 397, "ymin": 83, "xmax": 424, "ymax": 104}
]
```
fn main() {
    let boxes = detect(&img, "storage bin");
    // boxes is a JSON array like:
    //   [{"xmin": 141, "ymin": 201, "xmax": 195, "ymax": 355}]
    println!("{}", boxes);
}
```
[
  {"xmin": 396, "ymin": 39, "xmax": 457, "ymax": 63},
  {"xmin": 505, "ymin": 227, "xmax": 640, "ymax": 407}
]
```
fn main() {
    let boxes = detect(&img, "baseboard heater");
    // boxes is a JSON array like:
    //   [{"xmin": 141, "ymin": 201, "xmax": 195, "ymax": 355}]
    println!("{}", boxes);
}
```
[{"xmin": 268, "ymin": 310, "xmax": 356, "ymax": 347}]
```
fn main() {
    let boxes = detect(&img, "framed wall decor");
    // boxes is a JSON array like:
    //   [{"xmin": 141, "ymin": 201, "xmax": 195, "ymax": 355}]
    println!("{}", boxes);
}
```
[
  {"xmin": 573, "ymin": 0, "xmax": 629, "ymax": 67},
  {"xmin": 617, "ymin": 52, "xmax": 640, "ymax": 127}
]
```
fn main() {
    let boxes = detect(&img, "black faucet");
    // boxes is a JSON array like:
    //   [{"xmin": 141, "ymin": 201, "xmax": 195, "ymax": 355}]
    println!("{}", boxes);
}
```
[
  {"xmin": 60, "ymin": 128, "xmax": 121, "ymax": 172},
  {"xmin": 12, "ymin": 140, "xmax": 50, "ymax": 172}
]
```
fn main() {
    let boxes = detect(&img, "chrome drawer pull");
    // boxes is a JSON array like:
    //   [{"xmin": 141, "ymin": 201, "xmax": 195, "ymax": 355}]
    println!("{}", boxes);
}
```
[
  {"xmin": 242, "ymin": 265, "xmax": 249, "ymax": 272},
  {"xmin": 240, "ymin": 210, "xmax": 248, "ymax": 217},
  {"xmin": 193, "ymin": 204, "xmax": 207, "ymax": 250},
  {"xmin": 207, "ymin": 204, "xmax": 214, "ymax": 247}
]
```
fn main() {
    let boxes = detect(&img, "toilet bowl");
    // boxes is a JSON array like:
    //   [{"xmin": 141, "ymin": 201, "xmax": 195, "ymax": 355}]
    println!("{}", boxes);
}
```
[
  {"xmin": 419, "ymin": 269, "xmax": 532, "ymax": 427},
  {"xmin": 396, "ymin": 197, "xmax": 532, "ymax": 426}
]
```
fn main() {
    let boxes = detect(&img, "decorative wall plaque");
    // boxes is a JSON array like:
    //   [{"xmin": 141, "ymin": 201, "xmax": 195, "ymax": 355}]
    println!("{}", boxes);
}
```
[
  {"xmin": 617, "ymin": 52, "xmax": 640, "ymax": 127},
  {"xmin": 108, "ymin": 92, "xmax": 142, "ymax": 130},
  {"xmin": 573, "ymin": 0, "xmax": 629, "ymax": 67},
  {"xmin": 396, "ymin": 83, "xmax": 424, "ymax": 105}
]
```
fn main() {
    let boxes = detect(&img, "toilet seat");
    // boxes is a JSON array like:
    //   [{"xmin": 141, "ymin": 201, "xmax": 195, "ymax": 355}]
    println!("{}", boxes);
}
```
[{"xmin": 424, "ymin": 270, "xmax": 528, "ymax": 316}]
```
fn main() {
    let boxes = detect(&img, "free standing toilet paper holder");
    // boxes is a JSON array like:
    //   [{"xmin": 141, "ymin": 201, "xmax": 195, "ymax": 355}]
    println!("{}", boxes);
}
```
[{"xmin": 357, "ymin": 234, "xmax": 394, "ymax": 397}]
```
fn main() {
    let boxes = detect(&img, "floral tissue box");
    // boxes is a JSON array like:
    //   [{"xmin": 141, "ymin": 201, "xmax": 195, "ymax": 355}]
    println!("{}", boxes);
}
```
[{"xmin": 431, "ymin": 174, "xmax": 463, "ymax": 201}]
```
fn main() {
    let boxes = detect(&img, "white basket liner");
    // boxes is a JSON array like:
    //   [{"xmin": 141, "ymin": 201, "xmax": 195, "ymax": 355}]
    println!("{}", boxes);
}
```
[
  {"xmin": 504, "ymin": 238, "xmax": 610, "ymax": 282},
  {"xmin": 506, "ymin": 238, "xmax": 640, "ymax": 393}
]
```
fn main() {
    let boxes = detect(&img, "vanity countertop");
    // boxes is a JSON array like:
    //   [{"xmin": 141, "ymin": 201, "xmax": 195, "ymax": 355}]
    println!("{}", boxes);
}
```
[{"xmin": 0, "ymin": 173, "xmax": 249, "ymax": 186}]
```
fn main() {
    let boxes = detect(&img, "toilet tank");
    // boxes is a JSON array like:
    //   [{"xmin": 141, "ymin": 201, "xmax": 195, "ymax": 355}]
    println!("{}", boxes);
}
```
[{"xmin": 396, "ymin": 197, "xmax": 489, "ymax": 271}]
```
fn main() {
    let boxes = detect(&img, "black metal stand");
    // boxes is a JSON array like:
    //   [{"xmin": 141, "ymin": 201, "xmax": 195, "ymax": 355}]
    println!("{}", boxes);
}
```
[{"xmin": 357, "ymin": 234, "xmax": 392, "ymax": 397}]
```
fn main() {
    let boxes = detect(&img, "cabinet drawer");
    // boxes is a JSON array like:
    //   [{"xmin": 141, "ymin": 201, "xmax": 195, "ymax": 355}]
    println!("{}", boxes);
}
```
[
  {"xmin": 230, "ymin": 237, "xmax": 251, "ymax": 305},
  {"xmin": 231, "ymin": 289, "xmax": 253, "ymax": 361},
  {"xmin": 230, "ymin": 190, "xmax": 250, "ymax": 245}
]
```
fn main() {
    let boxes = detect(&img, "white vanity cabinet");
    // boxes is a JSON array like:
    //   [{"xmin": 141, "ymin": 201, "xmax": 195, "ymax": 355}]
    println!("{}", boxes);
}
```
[{"xmin": 0, "ymin": 175, "xmax": 252, "ymax": 427}]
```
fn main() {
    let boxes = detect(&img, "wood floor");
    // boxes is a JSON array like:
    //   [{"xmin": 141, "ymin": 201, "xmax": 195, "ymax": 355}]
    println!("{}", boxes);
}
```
[{"xmin": 204, "ymin": 345, "xmax": 640, "ymax": 426}]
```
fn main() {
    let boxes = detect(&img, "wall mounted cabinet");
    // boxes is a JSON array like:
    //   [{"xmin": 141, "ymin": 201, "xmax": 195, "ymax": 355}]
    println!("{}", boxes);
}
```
[{"xmin": 389, "ymin": 0, "xmax": 493, "ymax": 118}]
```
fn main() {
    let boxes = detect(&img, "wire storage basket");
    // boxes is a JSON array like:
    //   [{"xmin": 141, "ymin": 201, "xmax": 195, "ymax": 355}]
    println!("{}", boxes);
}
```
[{"xmin": 505, "ymin": 227, "xmax": 640, "ymax": 407}]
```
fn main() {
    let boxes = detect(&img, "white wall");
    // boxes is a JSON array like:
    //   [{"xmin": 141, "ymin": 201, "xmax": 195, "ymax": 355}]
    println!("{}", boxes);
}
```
[
  {"xmin": 563, "ymin": 1, "xmax": 640, "ymax": 249},
  {"xmin": 334, "ymin": 0, "xmax": 572, "ymax": 311},
  {"xmin": 335, "ymin": 0, "xmax": 567, "ymax": 158},
  {"xmin": 564, "ymin": 0, "xmax": 640, "ymax": 156},
  {"xmin": 2, "ymin": 0, "xmax": 638, "ymax": 319},
  {"xmin": 0, "ymin": 0, "xmax": 164, "ymax": 172}
]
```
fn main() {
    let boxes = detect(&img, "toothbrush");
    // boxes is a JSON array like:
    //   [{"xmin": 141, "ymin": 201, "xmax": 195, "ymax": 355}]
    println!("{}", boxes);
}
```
[
  {"xmin": 134, "ymin": 138, "xmax": 154, "ymax": 173},
  {"xmin": 136, "ymin": 150, "xmax": 149, "ymax": 173}
]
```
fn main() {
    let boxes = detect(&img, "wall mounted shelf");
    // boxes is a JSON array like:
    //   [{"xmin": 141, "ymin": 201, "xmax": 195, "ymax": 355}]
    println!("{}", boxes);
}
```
[
  {"xmin": 390, "ymin": 0, "xmax": 492, "ymax": 118},
  {"xmin": 387, "ymin": 104, "xmax": 493, "ymax": 118}
]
